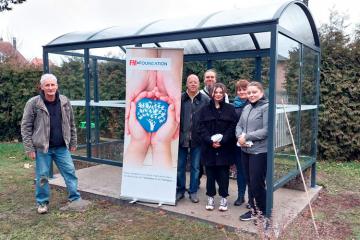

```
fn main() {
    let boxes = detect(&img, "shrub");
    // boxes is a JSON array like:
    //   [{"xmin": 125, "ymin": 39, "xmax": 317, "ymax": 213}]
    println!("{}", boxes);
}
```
[{"xmin": 0, "ymin": 63, "xmax": 41, "ymax": 141}]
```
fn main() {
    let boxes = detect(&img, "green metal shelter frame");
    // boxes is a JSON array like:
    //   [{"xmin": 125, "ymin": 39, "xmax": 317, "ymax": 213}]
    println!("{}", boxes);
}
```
[{"xmin": 43, "ymin": 0, "xmax": 320, "ymax": 216}]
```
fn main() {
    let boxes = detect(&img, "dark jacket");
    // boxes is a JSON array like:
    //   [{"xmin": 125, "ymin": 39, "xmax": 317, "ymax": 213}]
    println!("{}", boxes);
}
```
[
  {"xmin": 235, "ymin": 98, "xmax": 268, "ymax": 154},
  {"xmin": 233, "ymin": 96, "xmax": 249, "ymax": 120},
  {"xmin": 198, "ymin": 99, "xmax": 237, "ymax": 166},
  {"xmin": 179, "ymin": 91, "xmax": 209, "ymax": 148}
]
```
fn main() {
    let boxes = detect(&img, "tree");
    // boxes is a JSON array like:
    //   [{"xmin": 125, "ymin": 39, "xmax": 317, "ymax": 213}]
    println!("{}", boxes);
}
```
[
  {"xmin": 0, "ymin": 62, "xmax": 41, "ymax": 141},
  {"xmin": 318, "ymin": 10, "xmax": 360, "ymax": 161},
  {"xmin": 0, "ymin": 0, "xmax": 26, "ymax": 12}
]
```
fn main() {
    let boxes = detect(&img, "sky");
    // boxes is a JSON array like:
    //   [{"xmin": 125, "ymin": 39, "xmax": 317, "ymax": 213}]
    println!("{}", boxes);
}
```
[{"xmin": 0, "ymin": 0, "xmax": 359, "ymax": 60}]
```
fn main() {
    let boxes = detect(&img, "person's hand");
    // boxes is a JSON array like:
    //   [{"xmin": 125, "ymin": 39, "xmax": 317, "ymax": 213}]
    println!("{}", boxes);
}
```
[
  {"xmin": 123, "ymin": 90, "xmax": 154, "ymax": 167},
  {"xmin": 128, "ymin": 91, "xmax": 152, "ymax": 144},
  {"xmin": 125, "ymin": 70, "xmax": 157, "ymax": 135},
  {"xmin": 155, "ymin": 72, "xmax": 181, "ymax": 124},
  {"xmin": 212, "ymin": 141, "xmax": 221, "ymax": 148},
  {"xmin": 27, "ymin": 151, "xmax": 35, "ymax": 160},
  {"xmin": 150, "ymin": 95, "xmax": 179, "ymax": 169},
  {"xmin": 155, "ymin": 49, "xmax": 182, "ymax": 123},
  {"xmin": 238, "ymin": 134, "xmax": 246, "ymax": 146},
  {"xmin": 150, "ymin": 96, "xmax": 179, "ymax": 146},
  {"xmin": 70, "ymin": 146, "xmax": 77, "ymax": 152}
]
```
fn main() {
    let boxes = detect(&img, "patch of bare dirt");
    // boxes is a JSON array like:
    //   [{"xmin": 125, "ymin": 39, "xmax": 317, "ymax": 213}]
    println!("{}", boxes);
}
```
[{"xmin": 281, "ymin": 190, "xmax": 358, "ymax": 240}]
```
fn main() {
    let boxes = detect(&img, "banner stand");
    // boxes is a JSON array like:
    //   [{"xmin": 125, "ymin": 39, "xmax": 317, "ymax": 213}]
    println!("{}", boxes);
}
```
[
  {"xmin": 129, "ymin": 199, "xmax": 138, "ymax": 204},
  {"xmin": 121, "ymin": 196, "xmax": 175, "ymax": 206},
  {"xmin": 120, "ymin": 47, "xmax": 183, "ymax": 206}
]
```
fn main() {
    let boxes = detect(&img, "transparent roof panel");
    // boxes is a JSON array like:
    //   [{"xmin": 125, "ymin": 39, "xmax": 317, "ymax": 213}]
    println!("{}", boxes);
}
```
[
  {"xmin": 89, "ymin": 47, "xmax": 125, "ymax": 59},
  {"xmin": 158, "ymin": 40, "xmax": 204, "ymax": 55},
  {"xmin": 279, "ymin": 4, "xmax": 315, "ymax": 45},
  {"xmin": 50, "ymin": 30, "xmax": 100, "ymax": 45},
  {"xmin": 90, "ymin": 26, "xmax": 139, "ymax": 41},
  {"xmin": 46, "ymin": 1, "xmax": 319, "ymax": 53},
  {"xmin": 201, "ymin": 2, "xmax": 285, "ymax": 28},
  {"xmin": 138, "ymin": 15, "xmax": 206, "ymax": 35},
  {"xmin": 203, "ymin": 34, "xmax": 255, "ymax": 53},
  {"xmin": 255, "ymin": 32, "xmax": 271, "ymax": 49}
]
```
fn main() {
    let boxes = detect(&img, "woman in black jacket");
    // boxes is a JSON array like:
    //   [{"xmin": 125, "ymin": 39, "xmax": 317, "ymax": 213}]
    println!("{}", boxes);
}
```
[
  {"xmin": 198, "ymin": 83, "xmax": 237, "ymax": 211},
  {"xmin": 232, "ymin": 79, "xmax": 251, "ymax": 207}
]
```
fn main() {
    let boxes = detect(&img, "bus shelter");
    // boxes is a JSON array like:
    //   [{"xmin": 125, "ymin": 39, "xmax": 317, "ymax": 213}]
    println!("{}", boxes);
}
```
[{"xmin": 43, "ymin": 0, "xmax": 320, "ymax": 216}]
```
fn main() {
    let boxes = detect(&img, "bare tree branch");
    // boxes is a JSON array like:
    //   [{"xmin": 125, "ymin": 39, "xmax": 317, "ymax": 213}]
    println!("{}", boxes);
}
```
[{"xmin": 0, "ymin": 0, "xmax": 26, "ymax": 12}]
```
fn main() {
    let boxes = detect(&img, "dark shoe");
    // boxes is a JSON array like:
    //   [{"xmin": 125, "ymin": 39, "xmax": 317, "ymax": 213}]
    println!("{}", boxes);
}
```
[
  {"xmin": 234, "ymin": 197, "xmax": 245, "ymax": 206},
  {"xmin": 176, "ymin": 192, "xmax": 184, "ymax": 202},
  {"xmin": 189, "ymin": 193, "xmax": 199, "ymax": 203},
  {"xmin": 254, "ymin": 216, "xmax": 270, "ymax": 229},
  {"xmin": 246, "ymin": 203, "xmax": 251, "ymax": 209},
  {"xmin": 239, "ymin": 210, "xmax": 256, "ymax": 221},
  {"xmin": 60, "ymin": 198, "xmax": 91, "ymax": 212}
]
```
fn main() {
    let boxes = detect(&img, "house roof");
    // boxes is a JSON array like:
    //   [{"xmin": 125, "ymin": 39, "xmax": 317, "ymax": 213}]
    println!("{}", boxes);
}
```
[{"xmin": 0, "ymin": 40, "xmax": 27, "ymax": 64}]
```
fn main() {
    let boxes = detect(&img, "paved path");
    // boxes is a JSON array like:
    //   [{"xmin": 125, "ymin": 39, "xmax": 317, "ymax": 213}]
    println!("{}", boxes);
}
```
[{"xmin": 50, "ymin": 164, "xmax": 321, "ymax": 235}]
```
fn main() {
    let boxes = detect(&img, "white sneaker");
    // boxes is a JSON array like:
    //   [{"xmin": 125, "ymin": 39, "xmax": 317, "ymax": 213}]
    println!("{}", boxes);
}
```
[
  {"xmin": 37, "ymin": 204, "xmax": 48, "ymax": 214},
  {"xmin": 206, "ymin": 197, "xmax": 215, "ymax": 210},
  {"xmin": 219, "ymin": 197, "xmax": 228, "ymax": 211}
]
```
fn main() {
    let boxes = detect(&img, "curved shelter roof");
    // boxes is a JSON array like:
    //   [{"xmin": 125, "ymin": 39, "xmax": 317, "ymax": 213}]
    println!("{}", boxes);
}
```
[
  {"xmin": 44, "ymin": 0, "xmax": 319, "ymax": 57},
  {"xmin": 43, "ymin": 1, "xmax": 321, "ymax": 217}
]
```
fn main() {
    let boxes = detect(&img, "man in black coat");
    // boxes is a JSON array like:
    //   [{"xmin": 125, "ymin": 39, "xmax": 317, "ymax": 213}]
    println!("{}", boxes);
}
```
[{"xmin": 176, "ymin": 74, "xmax": 209, "ymax": 203}]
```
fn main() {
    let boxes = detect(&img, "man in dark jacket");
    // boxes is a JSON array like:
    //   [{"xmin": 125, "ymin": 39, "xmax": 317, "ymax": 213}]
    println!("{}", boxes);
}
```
[
  {"xmin": 200, "ymin": 69, "xmax": 229, "ymax": 103},
  {"xmin": 21, "ymin": 74, "xmax": 90, "ymax": 214},
  {"xmin": 176, "ymin": 74, "xmax": 209, "ymax": 203}
]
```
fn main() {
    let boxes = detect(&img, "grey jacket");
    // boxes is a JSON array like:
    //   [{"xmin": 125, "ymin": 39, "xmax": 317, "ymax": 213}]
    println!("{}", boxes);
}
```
[
  {"xmin": 235, "ymin": 98, "xmax": 268, "ymax": 154},
  {"xmin": 21, "ymin": 94, "xmax": 77, "ymax": 153}
]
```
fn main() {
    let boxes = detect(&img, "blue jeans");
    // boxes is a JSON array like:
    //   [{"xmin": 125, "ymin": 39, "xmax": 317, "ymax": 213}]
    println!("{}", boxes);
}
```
[
  {"xmin": 177, "ymin": 146, "xmax": 201, "ymax": 194},
  {"xmin": 35, "ymin": 146, "xmax": 80, "ymax": 205},
  {"xmin": 235, "ymin": 147, "xmax": 246, "ymax": 199}
]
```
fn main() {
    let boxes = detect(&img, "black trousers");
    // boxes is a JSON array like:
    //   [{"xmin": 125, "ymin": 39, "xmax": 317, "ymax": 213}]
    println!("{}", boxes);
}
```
[
  {"xmin": 205, "ymin": 165, "xmax": 229, "ymax": 198},
  {"xmin": 241, "ymin": 151, "xmax": 267, "ymax": 214}
]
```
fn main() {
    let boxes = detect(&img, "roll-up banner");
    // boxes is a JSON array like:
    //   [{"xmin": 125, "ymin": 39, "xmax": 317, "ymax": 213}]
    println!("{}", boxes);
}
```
[{"xmin": 121, "ymin": 47, "xmax": 183, "ymax": 205}]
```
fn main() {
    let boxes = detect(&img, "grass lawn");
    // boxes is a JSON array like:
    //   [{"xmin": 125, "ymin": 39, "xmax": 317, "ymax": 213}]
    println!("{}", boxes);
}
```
[{"xmin": 0, "ymin": 143, "xmax": 359, "ymax": 239}]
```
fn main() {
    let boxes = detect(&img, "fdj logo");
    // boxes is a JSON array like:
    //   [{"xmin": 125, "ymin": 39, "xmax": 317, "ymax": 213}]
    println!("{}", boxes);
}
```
[{"xmin": 129, "ymin": 59, "xmax": 137, "ymax": 66}]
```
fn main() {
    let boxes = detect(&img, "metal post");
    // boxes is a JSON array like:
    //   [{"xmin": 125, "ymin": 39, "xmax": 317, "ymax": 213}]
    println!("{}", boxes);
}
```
[
  {"xmin": 266, "ymin": 24, "xmax": 278, "ymax": 217},
  {"xmin": 297, "ymin": 44, "xmax": 303, "ymax": 156},
  {"xmin": 311, "ymin": 52, "xmax": 321, "ymax": 187},
  {"xmin": 84, "ymin": 49, "xmax": 92, "ymax": 160},
  {"xmin": 42, "ymin": 50, "xmax": 49, "ymax": 73},
  {"xmin": 93, "ymin": 59, "xmax": 100, "ymax": 144}
]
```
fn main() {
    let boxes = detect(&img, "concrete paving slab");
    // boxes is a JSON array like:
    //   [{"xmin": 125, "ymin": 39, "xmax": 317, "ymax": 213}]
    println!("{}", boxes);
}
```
[{"xmin": 50, "ymin": 164, "xmax": 322, "ymax": 235}]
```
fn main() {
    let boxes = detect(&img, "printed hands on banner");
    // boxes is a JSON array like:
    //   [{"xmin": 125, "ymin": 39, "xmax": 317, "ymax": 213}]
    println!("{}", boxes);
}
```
[
  {"xmin": 126, "ymin": 71, "xmax": 179, "ymax": 139},
  {"xmin": 124, "ymin": 70, "xmax": 180, "ymax": 169}
]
